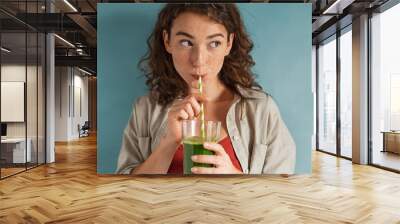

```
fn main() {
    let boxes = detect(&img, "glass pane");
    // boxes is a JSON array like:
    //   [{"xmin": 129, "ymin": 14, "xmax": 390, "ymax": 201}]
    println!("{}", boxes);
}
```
[
  {"xmin": 27, "ymin": 31, "xmax": 38, "ymax": 169},
  {"xmin": 318, "ymin": 36, "xmax": 337, "ymax": 154},
  {"xmin": 1, "ymin": 30, "xmax": 27, "ymax": 177},
  {"xmin": 0, "ymin": 1, "xmax": 46, "ymax": 179},
  {"xmin": 340, "ymin": 29, "xmax": 352, "ymax": 158},
  {"xmin": 24, "ymin": 0, "xmax": 38, "ymax": 169},
  {"xmin": 38, "ymin": 33, "xmax": 45, "ymax": 165},
  {"xmin": 371, "ymin": 3, "xmax": 400, "ymax": 171},
  {"xmin": 390, "ymin": 75, "xmax": 400, "ymax": 130}
]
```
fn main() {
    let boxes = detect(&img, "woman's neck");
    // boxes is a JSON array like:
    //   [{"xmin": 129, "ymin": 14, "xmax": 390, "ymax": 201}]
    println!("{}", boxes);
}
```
[{"xmin": 202, "ymin": 79, "xmax": 234, "ymax": 103}]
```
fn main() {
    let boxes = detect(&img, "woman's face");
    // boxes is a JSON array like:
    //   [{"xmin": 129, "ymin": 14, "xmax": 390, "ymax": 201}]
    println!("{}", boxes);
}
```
[{"xmin": 163, "ymin": 12, "xmax": 234, "ymax": 87}]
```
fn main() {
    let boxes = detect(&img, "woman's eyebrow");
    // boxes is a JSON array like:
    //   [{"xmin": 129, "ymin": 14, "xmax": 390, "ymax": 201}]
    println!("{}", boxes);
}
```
[
  {"xmin": 207, "ymin": 33, "xmax": 225, "ymax": 39},
  {"xmin": 175, "ymin": 31, "xmax": 194, "ymax": 39},
  {"xmin": 175, "ymin": 31, "xmax": 225, "ymax": 39}
]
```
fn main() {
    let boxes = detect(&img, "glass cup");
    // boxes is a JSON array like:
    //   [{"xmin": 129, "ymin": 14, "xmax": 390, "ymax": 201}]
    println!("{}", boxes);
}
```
[{"xmin": 182, "ymin": 119, "xmax": 221, "ymax": 174}]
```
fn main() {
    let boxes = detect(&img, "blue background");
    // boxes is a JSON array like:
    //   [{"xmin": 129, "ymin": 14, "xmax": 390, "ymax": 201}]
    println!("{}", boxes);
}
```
[{"xmin": 98, "ymin": 3, "xmax": 312, "ymax": 174}]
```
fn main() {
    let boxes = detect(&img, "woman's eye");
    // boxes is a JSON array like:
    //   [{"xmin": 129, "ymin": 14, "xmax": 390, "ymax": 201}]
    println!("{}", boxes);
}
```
[
  {"xmin": 179, "ymin": 40, "xmax": 192, "ymax": 47},
  {"xmin": 209, "ymin": 41, "xmax": 221, "ymax": 48}
]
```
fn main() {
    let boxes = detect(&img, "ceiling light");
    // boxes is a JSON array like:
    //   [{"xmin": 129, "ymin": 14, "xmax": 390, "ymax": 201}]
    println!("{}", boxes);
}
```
[
  {"xmin": 1, "ymin": 47, "xmax": 11, "ymax": 53},
  {"xmin": 54, "ymin": 34, "xmax": 75, "ymax": 48},
  {"xmin": 322, "ymin": 0, "xmax": 356, "ymax": 15},
  {"xmin": 76, "ymin": 48, "xmax": 84, "ymax": 55},
  {"xmin": 78, "ymin": 67, "xmax": 92, "ymax": 76},
  {"xmin": 323, "ymin": 0, "xmax": 343, "ymax": 14},
  {"xmin": 63, "ymin": 0, "xmax": 78, "ymax": 12}
]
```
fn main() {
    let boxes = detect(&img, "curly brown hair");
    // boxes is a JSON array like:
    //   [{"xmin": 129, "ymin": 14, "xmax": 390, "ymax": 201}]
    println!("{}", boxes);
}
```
[{"xmin": 139, "ymin": 3, "xmax": 259, "ymax": 106}]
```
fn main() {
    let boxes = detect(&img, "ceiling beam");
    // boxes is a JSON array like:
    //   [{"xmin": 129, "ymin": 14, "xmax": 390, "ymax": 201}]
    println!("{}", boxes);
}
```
[
  {"xmin": 67, "ymin": 13, "xmax": 97, "ymax": 41},
  {"xmin": 55, "ymin": 55, "xmax": 96, "ymax": 70}
]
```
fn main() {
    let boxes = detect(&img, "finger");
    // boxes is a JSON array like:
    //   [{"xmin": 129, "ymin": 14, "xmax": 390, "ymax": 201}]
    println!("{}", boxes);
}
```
[
  {"xmin": 191, "ymin": 166, "xmax": 216, "ymax": 174},
  {"xmin": 177, "ymin": 109, "xmax": 189, "ymax": 120},
  {"xmin": 183, "ymin": 103, "xmax": 195, "ymax": 119},
  {"xmin": 171, "ymin": 97, "xmax": 201, "ymax": 118},
  {"xmin": 169, "ymin": 104, "xmax": 186, "ymax": 114},
  {"xmin": 191, "ymin": 155, "xmax": 220, "ymax": 166},
  {"xmin": 203, "ymin": 142, "xmax": 226, "ymax": 156},
  {"xmin": 187, "ymin": 96, "xmax": 201, "ymax": 116}
]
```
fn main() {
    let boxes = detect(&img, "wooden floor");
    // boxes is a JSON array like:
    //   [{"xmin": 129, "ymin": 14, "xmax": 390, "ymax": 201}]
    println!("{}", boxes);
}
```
[
  {"xmin": 1, "ymin": 163, "xmax": 45, "ymax": 178},
  {"xmin": 373, "ymin": 150, "xmax": 400, "ymax": 171},
  {"xmin": 1, "ymin": 134, "xmax": 400, "ymax": 223},
  {"xmin": 0, "ymin": 167, "xmax": 26, "ymax": 178}
]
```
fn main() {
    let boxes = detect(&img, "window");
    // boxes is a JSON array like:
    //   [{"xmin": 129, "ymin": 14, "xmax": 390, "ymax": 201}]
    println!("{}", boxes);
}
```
[
  {"xmin": 317, "ymin": 35, "xmax": 337, "ymax": 154},
  {"xmin": 371, "ymin": 2, "xmax": 400, "ymax": 171},
  {"xmin": 340, "ymin": 27, "xmax": 352, "ymax": 158}
]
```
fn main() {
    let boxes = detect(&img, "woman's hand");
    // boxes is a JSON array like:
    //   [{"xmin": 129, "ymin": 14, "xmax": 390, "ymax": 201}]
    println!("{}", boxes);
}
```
[
  {"xmin": 190, "ymin": 142, "xmax": 243, "ymax": 174},
  {"xmin": 164, "ymin": 93, "xmax": 204, "ymax": 145},
  {"xmin": 164, "ymin": 80, "xmax": 205, "ymax": 145}
]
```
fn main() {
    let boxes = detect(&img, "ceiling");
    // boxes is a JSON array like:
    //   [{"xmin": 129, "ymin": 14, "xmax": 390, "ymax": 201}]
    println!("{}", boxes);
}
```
[{"xmin": 0, "ymin": 0, "xmax": 393, "ymax": 75}]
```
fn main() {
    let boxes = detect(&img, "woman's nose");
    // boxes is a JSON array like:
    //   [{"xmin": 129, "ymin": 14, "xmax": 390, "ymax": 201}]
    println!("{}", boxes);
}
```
[{"xmin": 190, "ymin": 46, "xmax": 207, "ymax": 68}]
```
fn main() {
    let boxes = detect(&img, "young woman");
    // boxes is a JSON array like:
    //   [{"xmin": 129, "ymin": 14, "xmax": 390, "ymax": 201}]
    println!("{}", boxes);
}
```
[{"xmin": 116, "ymin": 3, "xmax": 296, "ymax": 175}]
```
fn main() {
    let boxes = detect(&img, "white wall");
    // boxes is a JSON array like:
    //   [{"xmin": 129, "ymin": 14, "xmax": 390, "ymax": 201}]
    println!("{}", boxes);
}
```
[
  {"xmin": 55, "ymin": 66, "xmax": 69, "ymax": 141},
  {"xmin": 55, "ymin": 67, "xmax": 89, "ymax": 141}
]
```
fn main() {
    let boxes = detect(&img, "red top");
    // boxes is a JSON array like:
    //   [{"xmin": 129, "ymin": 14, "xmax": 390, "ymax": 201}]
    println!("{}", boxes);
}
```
[{"xmin": 168, "ymin": 136, "xmax": 243, "ymax": 174}]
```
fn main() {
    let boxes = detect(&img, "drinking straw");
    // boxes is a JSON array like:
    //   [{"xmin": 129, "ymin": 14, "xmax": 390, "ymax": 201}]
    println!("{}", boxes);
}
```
[{"xmin": 198, "ymin": 76, "xmax": 205, "ymax": 139}]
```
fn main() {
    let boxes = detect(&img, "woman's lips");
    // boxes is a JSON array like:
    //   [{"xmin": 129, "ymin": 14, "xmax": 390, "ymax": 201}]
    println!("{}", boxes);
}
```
[{"xmin": 191, "ymin": 74, "xmax": 206, "ymax": 80}]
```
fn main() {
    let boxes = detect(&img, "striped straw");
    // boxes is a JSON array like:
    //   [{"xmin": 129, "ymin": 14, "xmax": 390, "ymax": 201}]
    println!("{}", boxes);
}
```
[{"xmin": 198, "ymin": 76, "xmax": 205, "ymax": 139}]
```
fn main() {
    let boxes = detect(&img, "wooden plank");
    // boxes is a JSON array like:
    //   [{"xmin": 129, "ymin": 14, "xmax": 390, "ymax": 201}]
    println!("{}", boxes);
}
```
[{"xmin": 0, "ymin": 134, "xmax": 399, "ymax": 223}]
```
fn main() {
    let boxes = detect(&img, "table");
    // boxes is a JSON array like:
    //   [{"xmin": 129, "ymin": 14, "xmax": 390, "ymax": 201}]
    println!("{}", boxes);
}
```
[
  {"xmin": 381, "ymin": 131, "xmax": 400, "ymax": 154},
  {"xmin": 1, "ymin": 138, "xmax": 32, "ymax": 163}
]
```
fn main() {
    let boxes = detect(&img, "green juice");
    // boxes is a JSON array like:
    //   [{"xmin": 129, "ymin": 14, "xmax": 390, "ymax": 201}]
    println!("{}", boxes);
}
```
[{"xmin": 183, "ymin": 136, "xmax": 214, "ymax": 174}]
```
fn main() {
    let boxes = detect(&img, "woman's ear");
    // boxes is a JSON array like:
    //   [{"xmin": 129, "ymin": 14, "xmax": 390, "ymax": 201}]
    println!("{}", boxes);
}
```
[
  {"xmin": 163, "ymin": 30, "xmax": 172, "ymax": 54},
  {"xmin": 225, "ymin": 33, "xmax": 234, "ymax": 56}
]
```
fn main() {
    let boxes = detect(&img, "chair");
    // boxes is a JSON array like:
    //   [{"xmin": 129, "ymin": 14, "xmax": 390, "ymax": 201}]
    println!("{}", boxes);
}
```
[{"xmin": 78, "ymin": 121, "xmax": 90, "ymax": 138}]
